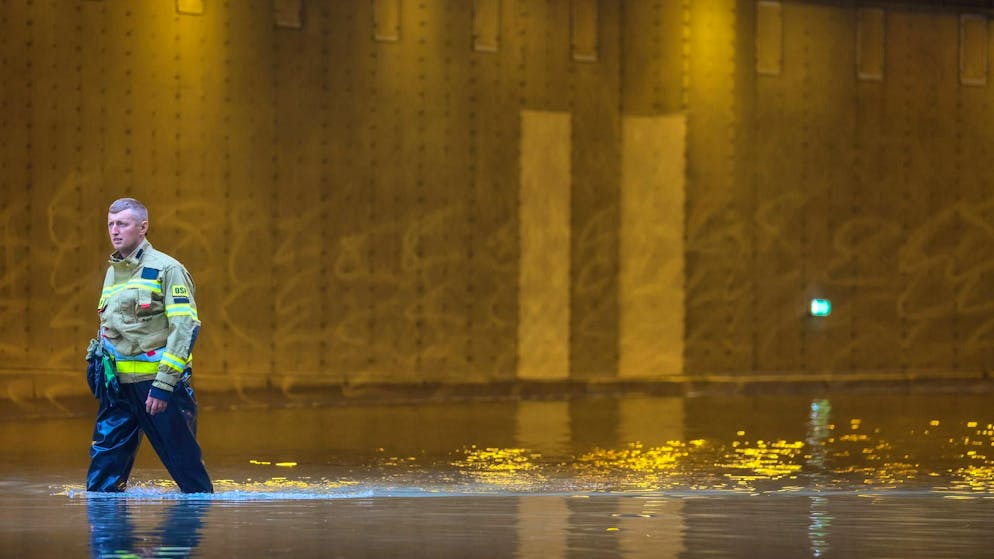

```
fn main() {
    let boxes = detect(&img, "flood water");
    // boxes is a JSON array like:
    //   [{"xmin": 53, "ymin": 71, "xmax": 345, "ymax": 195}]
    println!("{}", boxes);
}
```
[{"xmin": 2, "ymin": 390, "xmax": 994, "ymax": 558}]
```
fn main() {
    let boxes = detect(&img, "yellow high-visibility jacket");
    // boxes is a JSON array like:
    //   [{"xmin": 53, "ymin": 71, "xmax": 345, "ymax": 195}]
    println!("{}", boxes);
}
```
[{"xmin": 97, "ymin": 239, "xmax": 200, "ymax": 398}]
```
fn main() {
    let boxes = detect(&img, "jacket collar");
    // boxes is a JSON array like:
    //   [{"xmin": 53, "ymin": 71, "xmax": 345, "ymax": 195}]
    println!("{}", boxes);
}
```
[{"xmin": 110, "ymin": 239, "xmax": 152, "ymax": 266}]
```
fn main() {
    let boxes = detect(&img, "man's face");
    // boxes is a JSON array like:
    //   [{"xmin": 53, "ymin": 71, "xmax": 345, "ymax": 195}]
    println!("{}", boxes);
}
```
[{"xmin": 107, "ymin": 209, "xmax": 147, "ymax": 257}]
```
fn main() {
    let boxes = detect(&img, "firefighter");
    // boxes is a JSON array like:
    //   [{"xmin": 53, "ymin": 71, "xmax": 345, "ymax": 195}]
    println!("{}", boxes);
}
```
[{"xmin": 85, "ymin": 197, "xmax": 213, "ymax": 493}]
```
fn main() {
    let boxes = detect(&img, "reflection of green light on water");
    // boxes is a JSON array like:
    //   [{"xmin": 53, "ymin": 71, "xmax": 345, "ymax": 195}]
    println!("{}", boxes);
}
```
[{"xmin": 809, "ymin": 496, "xmax": 831, "ymax": 557}]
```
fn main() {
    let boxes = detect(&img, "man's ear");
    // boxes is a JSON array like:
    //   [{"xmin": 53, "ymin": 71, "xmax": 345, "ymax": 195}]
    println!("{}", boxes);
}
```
[{"xmin": 140, "ymin": 221, "xmax": 149, "ymax": 235}]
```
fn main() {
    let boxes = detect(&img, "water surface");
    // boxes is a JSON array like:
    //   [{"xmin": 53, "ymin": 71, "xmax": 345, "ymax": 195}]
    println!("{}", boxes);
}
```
[{"xmin": 2, "ymin": 391, "xmax": 994, "ymax": 557}]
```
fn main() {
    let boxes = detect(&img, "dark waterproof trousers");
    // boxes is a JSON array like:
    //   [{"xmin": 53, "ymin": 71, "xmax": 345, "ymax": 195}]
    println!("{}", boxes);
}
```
[{"xmin": 87, "ymin": 379, "xmax": 213, "ymax": 494}]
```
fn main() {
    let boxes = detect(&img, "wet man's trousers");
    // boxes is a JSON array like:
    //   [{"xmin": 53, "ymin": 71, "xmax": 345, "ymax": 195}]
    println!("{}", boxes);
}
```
[{"xmin": 87, "ymin": 379, "xmax": 213, "ymax": 493}]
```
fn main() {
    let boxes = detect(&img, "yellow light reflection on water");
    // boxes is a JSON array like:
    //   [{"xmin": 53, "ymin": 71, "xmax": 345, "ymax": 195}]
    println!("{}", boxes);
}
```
[
  {"xmin": 211, "ymin": 477, "xmax": 359, "ymax": 493},
  {"xmin": 444, "ymin": 418, "xmax": 994, "ymax": 493},
  {"xmin": 107, "ymin": 410, "xmax": 994, "ymax": 496},
  {"xmin": 451, "ymin": 446, "xmax": 546, "ymax": 489},
  {"xmin": 572, "ymin": 441, "xmax": 701, "ymax": 490},
  {"xmin": 722, "ymin": 440, "xmax": 805, "ymax": 483},
  {"xmin": 576, "ymin": 441, "xmax": 690, "ymax": 473}
]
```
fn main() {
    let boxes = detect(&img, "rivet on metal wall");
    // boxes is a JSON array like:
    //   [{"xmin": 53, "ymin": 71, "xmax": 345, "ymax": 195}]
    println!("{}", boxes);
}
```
[
  {"xmin": 373, "ymin": 0, "xmax": 400, "ymax": 42},
  {"xmin": 176, "ymin": 0, "xmax": 204, "ymax": 16},
  {"xmin": 274, "ymin": 0, "xmax": 303, "ymax": 30}
]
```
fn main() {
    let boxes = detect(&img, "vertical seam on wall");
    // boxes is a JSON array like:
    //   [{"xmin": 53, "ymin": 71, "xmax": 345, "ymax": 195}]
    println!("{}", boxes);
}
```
[
  {"xmin": 196, "ymin": 12, "xmax": 206, "ymax": 245},
  {"xmin": 390, "ymin": 13, "xmax": 402, "ymax": 374},
  {"xmin": 850, "ymin": 7, "xmax": 859, "ymax": 374},
  {"xmin": 320, "ymin": 2, "xmax": 330, "ymax": 377},
  {"xmin": 98, "ymin": 1, "xmax": 106, "ymax": 201},
  {"xmin": 653, "ymin": 0, "xmax": 663, "ymax": 113},
  {"xmin": 520, "ymin": 0, "xmax": 528, "ymax": 377},
  {"xmin": 74, "ymin": 0, "xmax": 83, "ymax": 343},
  {"xmin": 728, "ymin": 0, "xmax": 738, "ymax": 370},
  {"xmin": 800, "ymin": 6, "xmax": 810, "ymax": 372},
  {"xmin": 900, "ymin": 14, "xmax": 910, "ymax": 373},
  {"xmin": 466, "ymin": 0, "xmax": 479, "ymax": 374},
  {"xmin": 149, "ymin": 6, "xmax": 159, "ymax": 196},
  {"xmin": 415, "ymin": 0, "xmax": 426, "ymax": 377},
  {"xmin": 1, "ymin": 0, "xmax": 7, "ymax": 292},
  {"xmin": 25, "ymin": 0, "xmax": 34, "ymax": 379},
  {"xmin": 367, "ymin": 9, "xmax": 377, "ymax": 372},
  {"xmin": 618, "ymin": 1, "xmax": 627, "ymax": 376},
  {"xmin": 343, "ymin": 4, "xmax": 356, "ymax": 376},
  {"xmin": 566, "ymin": 0, "xmax": 575, "ymax": 380},
  {"xmin": 221, "ymin": 0, "xmax": 231, "ymax": 380},
  {"xmin": 680, "ymin": 0, "xmax": 690, "ymax": 372},
  {"xmin": 270, "ymin": 3, "xmax": 279, "ymax": 384},
  {"xmin": 440, "ymin": 0, "xmax": 454, "ymax": 378},
  {"xmin": 749, "ymin": 0, "xmax": 760, "ymax": 373},
  {"xmin": 174, "ymin": 9, "xmax": 182, "ymax": 206},
  {"xmin": 124, "ymin": 6, "xmax": 133, "ymax": 188},
  {"xmin": 953, "ymin": 34, "xmax": 962, "ymax": 372}
]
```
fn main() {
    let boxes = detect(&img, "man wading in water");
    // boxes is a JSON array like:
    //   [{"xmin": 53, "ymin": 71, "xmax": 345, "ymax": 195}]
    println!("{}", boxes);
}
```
[{"xmin": 85, "ymin": 197, "xmax": 212, "ymax": 493}]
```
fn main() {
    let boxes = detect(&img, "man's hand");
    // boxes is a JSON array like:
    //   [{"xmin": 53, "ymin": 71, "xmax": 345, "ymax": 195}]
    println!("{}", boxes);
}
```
[{"xmin": 146, "ymin": 395, "xmax": 168, "ymax": 416}]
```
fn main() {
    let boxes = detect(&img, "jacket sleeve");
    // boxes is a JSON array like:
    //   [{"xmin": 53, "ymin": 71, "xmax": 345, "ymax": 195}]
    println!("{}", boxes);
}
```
[
  {"xmin": 150, "ymin": 264, "xmax": 201, "ymax": 399},
  {"xmin": 97, "ymin": 266, "xmax": 114, "ymax": 313}
]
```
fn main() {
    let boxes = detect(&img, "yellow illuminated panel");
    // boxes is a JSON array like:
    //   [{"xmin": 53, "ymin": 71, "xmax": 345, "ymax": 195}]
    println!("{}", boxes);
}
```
[
  {"xmin": 518, "ymin": 110, "xmax": 571, "ymax": 381},
  {"xmin": 960, "ymin": 15, "xmax": 988, "ymax": 86},
  {"xmin": 571, "ymin": 0, "xmax": 598, "ymax": 62},
  {"xmin": 857, "ymin": 8, "xmax": 885, "ymax": 81},
  {"xmin": 620, "ymin": 115, "xmax": 686, "ymax": 378},
  {"xmin": 373, "ymin": 0, "xmax": 400, "ymax": 42},
  {"xmin": 176, "ymin": 0, "xmax": 204, "ymax": 16},
  {"xmin": 756, "ymin": 1, "xmax": 782, "ymax": 76},
  {"xmin": 473, "ymin": 0, "xmax": 500, "ymax": 53}
]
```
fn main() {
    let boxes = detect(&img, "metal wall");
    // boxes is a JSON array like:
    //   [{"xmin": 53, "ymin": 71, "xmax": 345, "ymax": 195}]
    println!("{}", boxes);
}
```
[
  {"xmin": 681, "ymin": 2, "xmax": 994, "ymax": 376},
  {"xmin": 0, "ymin": 0, "xmax": 626, "ymax": 402},
  {"xmin": 1, "ymin": 0, "xmax": 993, "ymax": 406}
]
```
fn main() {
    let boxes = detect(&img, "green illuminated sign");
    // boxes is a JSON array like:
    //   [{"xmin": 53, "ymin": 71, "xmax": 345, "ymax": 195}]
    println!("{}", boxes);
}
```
[{"xmin": 810, "ymin": 298, "xmax": 831, "ymax": 317}]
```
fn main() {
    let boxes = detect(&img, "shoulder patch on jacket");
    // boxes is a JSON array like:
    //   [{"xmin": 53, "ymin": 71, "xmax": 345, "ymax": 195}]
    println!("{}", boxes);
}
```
[{"xmin": 171, "ymin": 285, "xmax": 190, "ymax": 298}]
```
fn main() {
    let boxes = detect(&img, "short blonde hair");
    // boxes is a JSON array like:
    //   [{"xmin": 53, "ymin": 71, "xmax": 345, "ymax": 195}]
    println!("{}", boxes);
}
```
[{"xmin": 109, "ymin": 198, "xmax": 148, "ymax": 223}]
